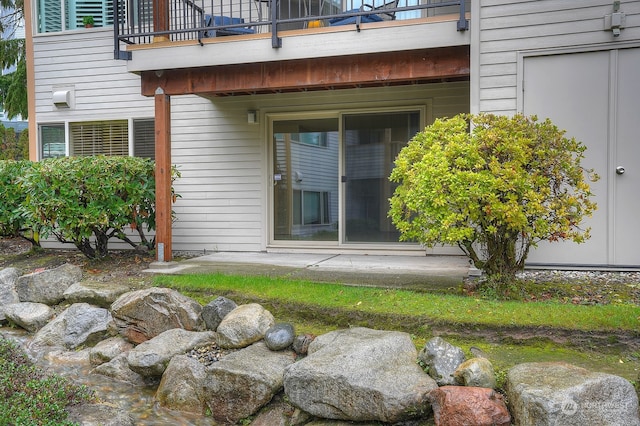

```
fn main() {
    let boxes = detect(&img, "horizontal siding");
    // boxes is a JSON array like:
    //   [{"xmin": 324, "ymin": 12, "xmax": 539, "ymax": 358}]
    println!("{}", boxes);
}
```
[
  {"xmin": 32, "ymin": 28, "xmax": 469, "ymax": 253},
  {"xmin": 170, "ymin": 82, "xmax": 469, "ymax": 252},
  {"xmin": 477, "ymin": 0, "xmax": 640, "ymax": 114},
  {"xmin": 33, "ymin": 29, "xmax": 154, "ymax": 121}
]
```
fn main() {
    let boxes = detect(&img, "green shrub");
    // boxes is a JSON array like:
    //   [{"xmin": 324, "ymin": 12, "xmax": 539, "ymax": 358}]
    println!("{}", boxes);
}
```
[
  {"xmin": 21, "ymin": 156, "xmax": 178, "ymax": 259},
  {"xmin": 0, "ymin": 124, "xmax": 28, "ymax": 160},
  {"xmin": 0, "ymin": 159, "xmax": 40, "ymax": 246},
  {"xmin": 0, "ymin": 338, "xmax": 94, "ymax": 426},
  {"xmin": 389, "ymin": 113, "xmax": 598, "ymax": 278}
]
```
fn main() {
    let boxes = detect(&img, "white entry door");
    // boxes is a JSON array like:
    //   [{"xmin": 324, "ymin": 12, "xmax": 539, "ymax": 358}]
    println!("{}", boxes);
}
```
[{"xmin": 523, "ymin": 48, "xmax": 640, "ymax": 267}]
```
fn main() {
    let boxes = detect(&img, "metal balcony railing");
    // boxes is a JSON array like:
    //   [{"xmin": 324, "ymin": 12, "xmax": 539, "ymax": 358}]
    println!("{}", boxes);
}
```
[{"xmin": 114, "ymin": 0, "xmax": 468, "ymax": 59}]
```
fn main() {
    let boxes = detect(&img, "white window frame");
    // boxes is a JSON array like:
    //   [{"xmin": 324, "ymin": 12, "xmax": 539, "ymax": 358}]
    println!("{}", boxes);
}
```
[
  {"xmin": 36, "ymin": 0, "xmax": 114, "ymax": 33},
  {"xmin": 37, "ymin": 118, "xmax": 154, "ymax": 160}
]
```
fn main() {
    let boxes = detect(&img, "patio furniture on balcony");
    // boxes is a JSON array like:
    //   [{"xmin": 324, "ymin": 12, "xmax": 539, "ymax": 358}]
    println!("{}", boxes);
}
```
[
  {"xmin": 203, "ymin": 14, "xmax": 256, "ymax": 37},
  {"xmin": 114, "ymin": 0, "xmax": 468, "ymax": 56},
  {"xmin": 329, "ymin": 0, "xmax": 398, "ymax": 31}
]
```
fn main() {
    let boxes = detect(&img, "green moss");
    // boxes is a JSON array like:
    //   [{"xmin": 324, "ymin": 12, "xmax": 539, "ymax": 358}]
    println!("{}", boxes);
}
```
[
  {"xmin": 159, "ymin": 273, "xmax": 640, "ymax": 382},
  {"xmin": 0, "ymin": 338, "xmax": 96, "ymax": 425}
]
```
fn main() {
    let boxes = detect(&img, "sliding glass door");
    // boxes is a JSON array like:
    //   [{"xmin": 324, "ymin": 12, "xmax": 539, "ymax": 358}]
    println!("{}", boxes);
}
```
[
  {"xmin": 273, "ymin": 118, "xmax": 340, "ymax": 241},
  {"xmin": 271, "ymin": 109, "xmax": 420, "ymax": 244},
  {"xmin": 343, "ymin": 111, "xmax": 420, "ymax": 242}
]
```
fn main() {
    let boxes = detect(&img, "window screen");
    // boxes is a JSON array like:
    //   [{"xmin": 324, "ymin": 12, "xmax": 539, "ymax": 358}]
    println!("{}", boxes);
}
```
[{"xmin": 133, "ymin": 118, "xmax": 155, "ymax": 159}]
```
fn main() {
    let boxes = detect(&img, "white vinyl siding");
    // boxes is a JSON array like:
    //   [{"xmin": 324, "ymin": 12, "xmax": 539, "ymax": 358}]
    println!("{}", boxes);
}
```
[
  {"xmin": 474, "ymin": 0, "xmax": 640, "ymax": 115},
  {"xmin": 169, "ymin": 82, "xmax": 469, "ymax": 253},
  {"xmin": 33, "ymin": 30, "xmax": 154, "ymax": 123},
  {"xmin": 31, "ymin": 28, "xmax": 468, "ymax": 253}
]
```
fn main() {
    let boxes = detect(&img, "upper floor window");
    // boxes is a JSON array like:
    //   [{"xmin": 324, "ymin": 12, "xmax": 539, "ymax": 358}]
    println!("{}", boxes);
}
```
[{"xmin": 37, "ymin": 0, "xmax": 113, "ymax": 33}]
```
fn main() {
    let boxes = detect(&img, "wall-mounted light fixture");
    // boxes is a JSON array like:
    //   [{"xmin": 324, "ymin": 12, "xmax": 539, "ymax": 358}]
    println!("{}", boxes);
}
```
[
  {"xmin": 247, "ymin": 110, "xmax": 258, "ymax": 124},
  {"xmin": 604, "ymin": 1, "xmax": 626, "ymax": 37}
]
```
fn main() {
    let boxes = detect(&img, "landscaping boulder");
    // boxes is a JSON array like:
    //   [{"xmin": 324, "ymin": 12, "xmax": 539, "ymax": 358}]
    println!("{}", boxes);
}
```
[
  {"xmin": 90, "ymin": 353, "xmax": 149, "ymax": 387},
  {"xmin": 428, "ymin": 386, "xmax": 511, "ymax": 426},
  {"xmin": 15, "ymin": 263, "xmax": 82, "ymax": 305},
  {"xmin": 155, "ymin": 355, "xmax": 208, "ymax": 415},
  {"xmin": 127, "ymin": 328, "xmax": 217, "ymax": 377},
  {"xmin": 418, "ymin": 336, "xmax": 466, "ymax": 386},
  {"xmin": 64, "ymin": 281, "xmax": 131, "ymax": 308},
  {"xmin": 110, "ymin": 287, "xmax": 205, "ymax": 344},
  {"xmin": 3, "ymin": 302, "xmax": 54, "ymax": 332},
  {"xmin": 454, "ymin": 357, "xmax": 497, "ymax": 389},
  {"xmin": 67, "ymin": 402, "xmax": 134, "ymax": 426},
  {"xmin": 201, "ymin": 296, "xmax": 237, "ymax": 330},
  {"xmin": 251, "ymin": 397, "xmax": 311, "ymax": 426},
  {"xmin": 216, "ymin": 303, "xmax": 275, "ymax": 349},
  {"xmin": 89, "ymin": 336, "xmax": 134, "ymax": 366},
  {"xmin": 284, "ymin": 327, "xmax": 437, "ymax": 423},
  {"xmin": 506, "ymin": 362, "xmax": 640, "ymax": 426},
  {"xmin": 292, "ymin": 333, "xmax": 315, "ymax": 356},
  {"xmin": 0, "ymin": 267, "xmax": 19, "ymax": 322},
  {"xmin": 203, "ymin": 341, "xmax": 297, "ymax": 424},
  {"xmin": 264, "ymin": 322, "xmax": 295, "ymax": 351},
  {"xmin": 30, "ymin": 303, "xmax": 114, "ymax": 349}
]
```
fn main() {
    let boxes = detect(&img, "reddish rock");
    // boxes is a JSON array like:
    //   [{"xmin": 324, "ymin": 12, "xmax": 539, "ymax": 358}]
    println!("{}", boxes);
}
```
[{"xmin": 428, "ymin": 386, "xmax": 511, "ymax": 426}]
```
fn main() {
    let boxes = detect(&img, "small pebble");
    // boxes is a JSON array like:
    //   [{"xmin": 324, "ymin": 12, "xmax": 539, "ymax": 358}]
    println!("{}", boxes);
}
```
[{"xmin": 186, "ymin": 342, "xmax": 234, "ymax": 366}]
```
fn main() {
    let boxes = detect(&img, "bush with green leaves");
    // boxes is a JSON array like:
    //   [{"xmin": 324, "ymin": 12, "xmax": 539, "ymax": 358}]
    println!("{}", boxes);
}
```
[
  {"xmin": 0, "ymin": 124, "xmax": 28, "ymax": 160},
  {"xmin": 0, "ymin": 159, "xmax": 40, "ymax": 246},
  {"xmin": 389, "ymin": 113, "xmax": 597, "ymax": 278},
  {"xmin": 21, "ymin": 155, "xmax": 178, "ymax": 259},
  {"xmin": 0, "ymin": 337, "xmax": 95, "ymax": 426}
]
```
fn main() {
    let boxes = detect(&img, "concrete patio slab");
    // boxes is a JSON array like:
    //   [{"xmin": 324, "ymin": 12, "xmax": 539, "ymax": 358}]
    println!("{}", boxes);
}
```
[{"xmin": 145, "ymin": 252, "xmax": 472, "ymax": 292}]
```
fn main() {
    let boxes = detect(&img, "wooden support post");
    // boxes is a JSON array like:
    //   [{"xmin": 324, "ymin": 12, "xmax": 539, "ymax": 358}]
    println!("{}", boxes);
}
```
[
  {"xmin": 155, "ymin": 89, "xmax": 172, "ymax": 262},
  {"xmin": 153, "ymin": 0, "xmax": 170, "ymax": 42}
]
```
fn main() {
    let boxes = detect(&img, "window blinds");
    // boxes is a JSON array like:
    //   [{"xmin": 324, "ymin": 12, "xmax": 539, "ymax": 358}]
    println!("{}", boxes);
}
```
[{"xmin": 70, "ymin": 120, "xmax": 128, "ymax": 156}]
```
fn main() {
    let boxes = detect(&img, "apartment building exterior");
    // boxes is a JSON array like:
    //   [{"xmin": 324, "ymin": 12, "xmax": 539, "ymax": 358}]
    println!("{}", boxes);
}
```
[{"xmin": 25, "ymin": 0, "xmax": 640, "ymax": 268}]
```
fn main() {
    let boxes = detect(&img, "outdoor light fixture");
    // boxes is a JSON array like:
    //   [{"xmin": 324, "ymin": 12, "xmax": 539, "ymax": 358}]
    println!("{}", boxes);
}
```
[
  {"xmin": 247, "ymin": 110, "xmax": 258, "ymax": 124},
  {"xmin": 604, "ymin": 1, "xmax": 625, "ymax": 37}
]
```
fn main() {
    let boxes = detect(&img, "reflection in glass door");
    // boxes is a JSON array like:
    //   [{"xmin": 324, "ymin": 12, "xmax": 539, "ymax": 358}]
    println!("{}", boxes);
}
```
[
  {"xmin": 273, "ymin": 118, "xmax": 339, "ymax": 241},
  {"xmin": 343, "ymin": 111, "xmax": 420, "ymax": 242}
]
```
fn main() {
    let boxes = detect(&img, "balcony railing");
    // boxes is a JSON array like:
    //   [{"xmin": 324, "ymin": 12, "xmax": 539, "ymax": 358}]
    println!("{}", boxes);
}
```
[{"xmin": 114, "ymin": 0, "xmax": 468, "ymax": 59}]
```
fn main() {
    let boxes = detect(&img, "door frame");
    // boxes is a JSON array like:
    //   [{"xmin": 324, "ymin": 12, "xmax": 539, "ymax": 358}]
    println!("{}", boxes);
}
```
[
  {"xmin": 266, "ymin": 103, "xmax": 430, "ymax": 249},
  {"xmin": 517, "ymin": 41, "xmax": 640, "ymax": 267}
]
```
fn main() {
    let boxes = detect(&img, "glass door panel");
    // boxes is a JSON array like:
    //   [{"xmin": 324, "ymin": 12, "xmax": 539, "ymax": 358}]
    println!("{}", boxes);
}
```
[
  {"xmin": 273, "ymin": 118, "xmax": 339, "ymax": 241},
  {"xmin": 343, "ymin": 111, "xmax": 420, "ymax": 242}
]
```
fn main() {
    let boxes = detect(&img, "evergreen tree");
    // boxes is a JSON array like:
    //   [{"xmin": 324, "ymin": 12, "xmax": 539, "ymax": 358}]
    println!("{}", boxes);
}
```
[{"xmin": 0, "ymin": 0, "xmax": 27, "ymax": 119}]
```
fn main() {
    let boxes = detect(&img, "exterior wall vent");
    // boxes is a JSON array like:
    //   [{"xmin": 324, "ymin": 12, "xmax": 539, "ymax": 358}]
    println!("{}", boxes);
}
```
[{"xmin": 52, "ymin": 90, "xmax": 71, "ymax": 108}]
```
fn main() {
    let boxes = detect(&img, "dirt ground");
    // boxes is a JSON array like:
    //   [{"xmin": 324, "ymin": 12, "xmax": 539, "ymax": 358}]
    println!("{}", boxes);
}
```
[{"xmin": 0, "ymin": 237, "xmax": 156, "ymax": 289}]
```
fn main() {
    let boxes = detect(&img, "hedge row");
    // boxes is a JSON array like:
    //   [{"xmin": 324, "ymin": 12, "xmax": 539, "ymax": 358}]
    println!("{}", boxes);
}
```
[{"xmin": 0, "ymin": 156, "xmax": 179, "ymax": 259}]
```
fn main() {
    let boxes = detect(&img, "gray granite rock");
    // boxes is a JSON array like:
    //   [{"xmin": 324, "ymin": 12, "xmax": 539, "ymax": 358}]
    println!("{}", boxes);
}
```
[{"xmin": 418, "ymin": 336, "xmax": 466, "ymax": 386}]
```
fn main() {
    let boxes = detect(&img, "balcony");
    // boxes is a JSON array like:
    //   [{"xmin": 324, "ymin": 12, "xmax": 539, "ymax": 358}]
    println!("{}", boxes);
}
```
[{"xmin": 114, "ymin": 0, "xmax": 470, "ymax": 96}]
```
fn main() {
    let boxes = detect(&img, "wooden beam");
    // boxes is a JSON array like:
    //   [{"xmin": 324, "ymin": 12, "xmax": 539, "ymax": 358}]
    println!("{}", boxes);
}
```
[
  {"xmin": 141, "ymin": 47, "xmax": 469, "ymax": 97},
  {"xmin": 153, "ymin": 0, "xmax": 170, "ymax": 43},
  {"xmin": 154, "ymin": 90, "xmax": 172, "ymax": 262}
]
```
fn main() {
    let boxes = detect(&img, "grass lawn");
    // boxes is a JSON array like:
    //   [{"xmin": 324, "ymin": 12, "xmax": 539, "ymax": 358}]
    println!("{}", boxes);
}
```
[{"xmin": 154, "ymin": 273, "xmax": 640, "ymax": 383}]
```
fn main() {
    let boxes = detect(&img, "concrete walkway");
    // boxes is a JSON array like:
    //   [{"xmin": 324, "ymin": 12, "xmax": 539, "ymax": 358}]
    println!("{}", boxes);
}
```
[{"xmin": 146, "ymin": 252, "xmax": 472, "ymax": 291}]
